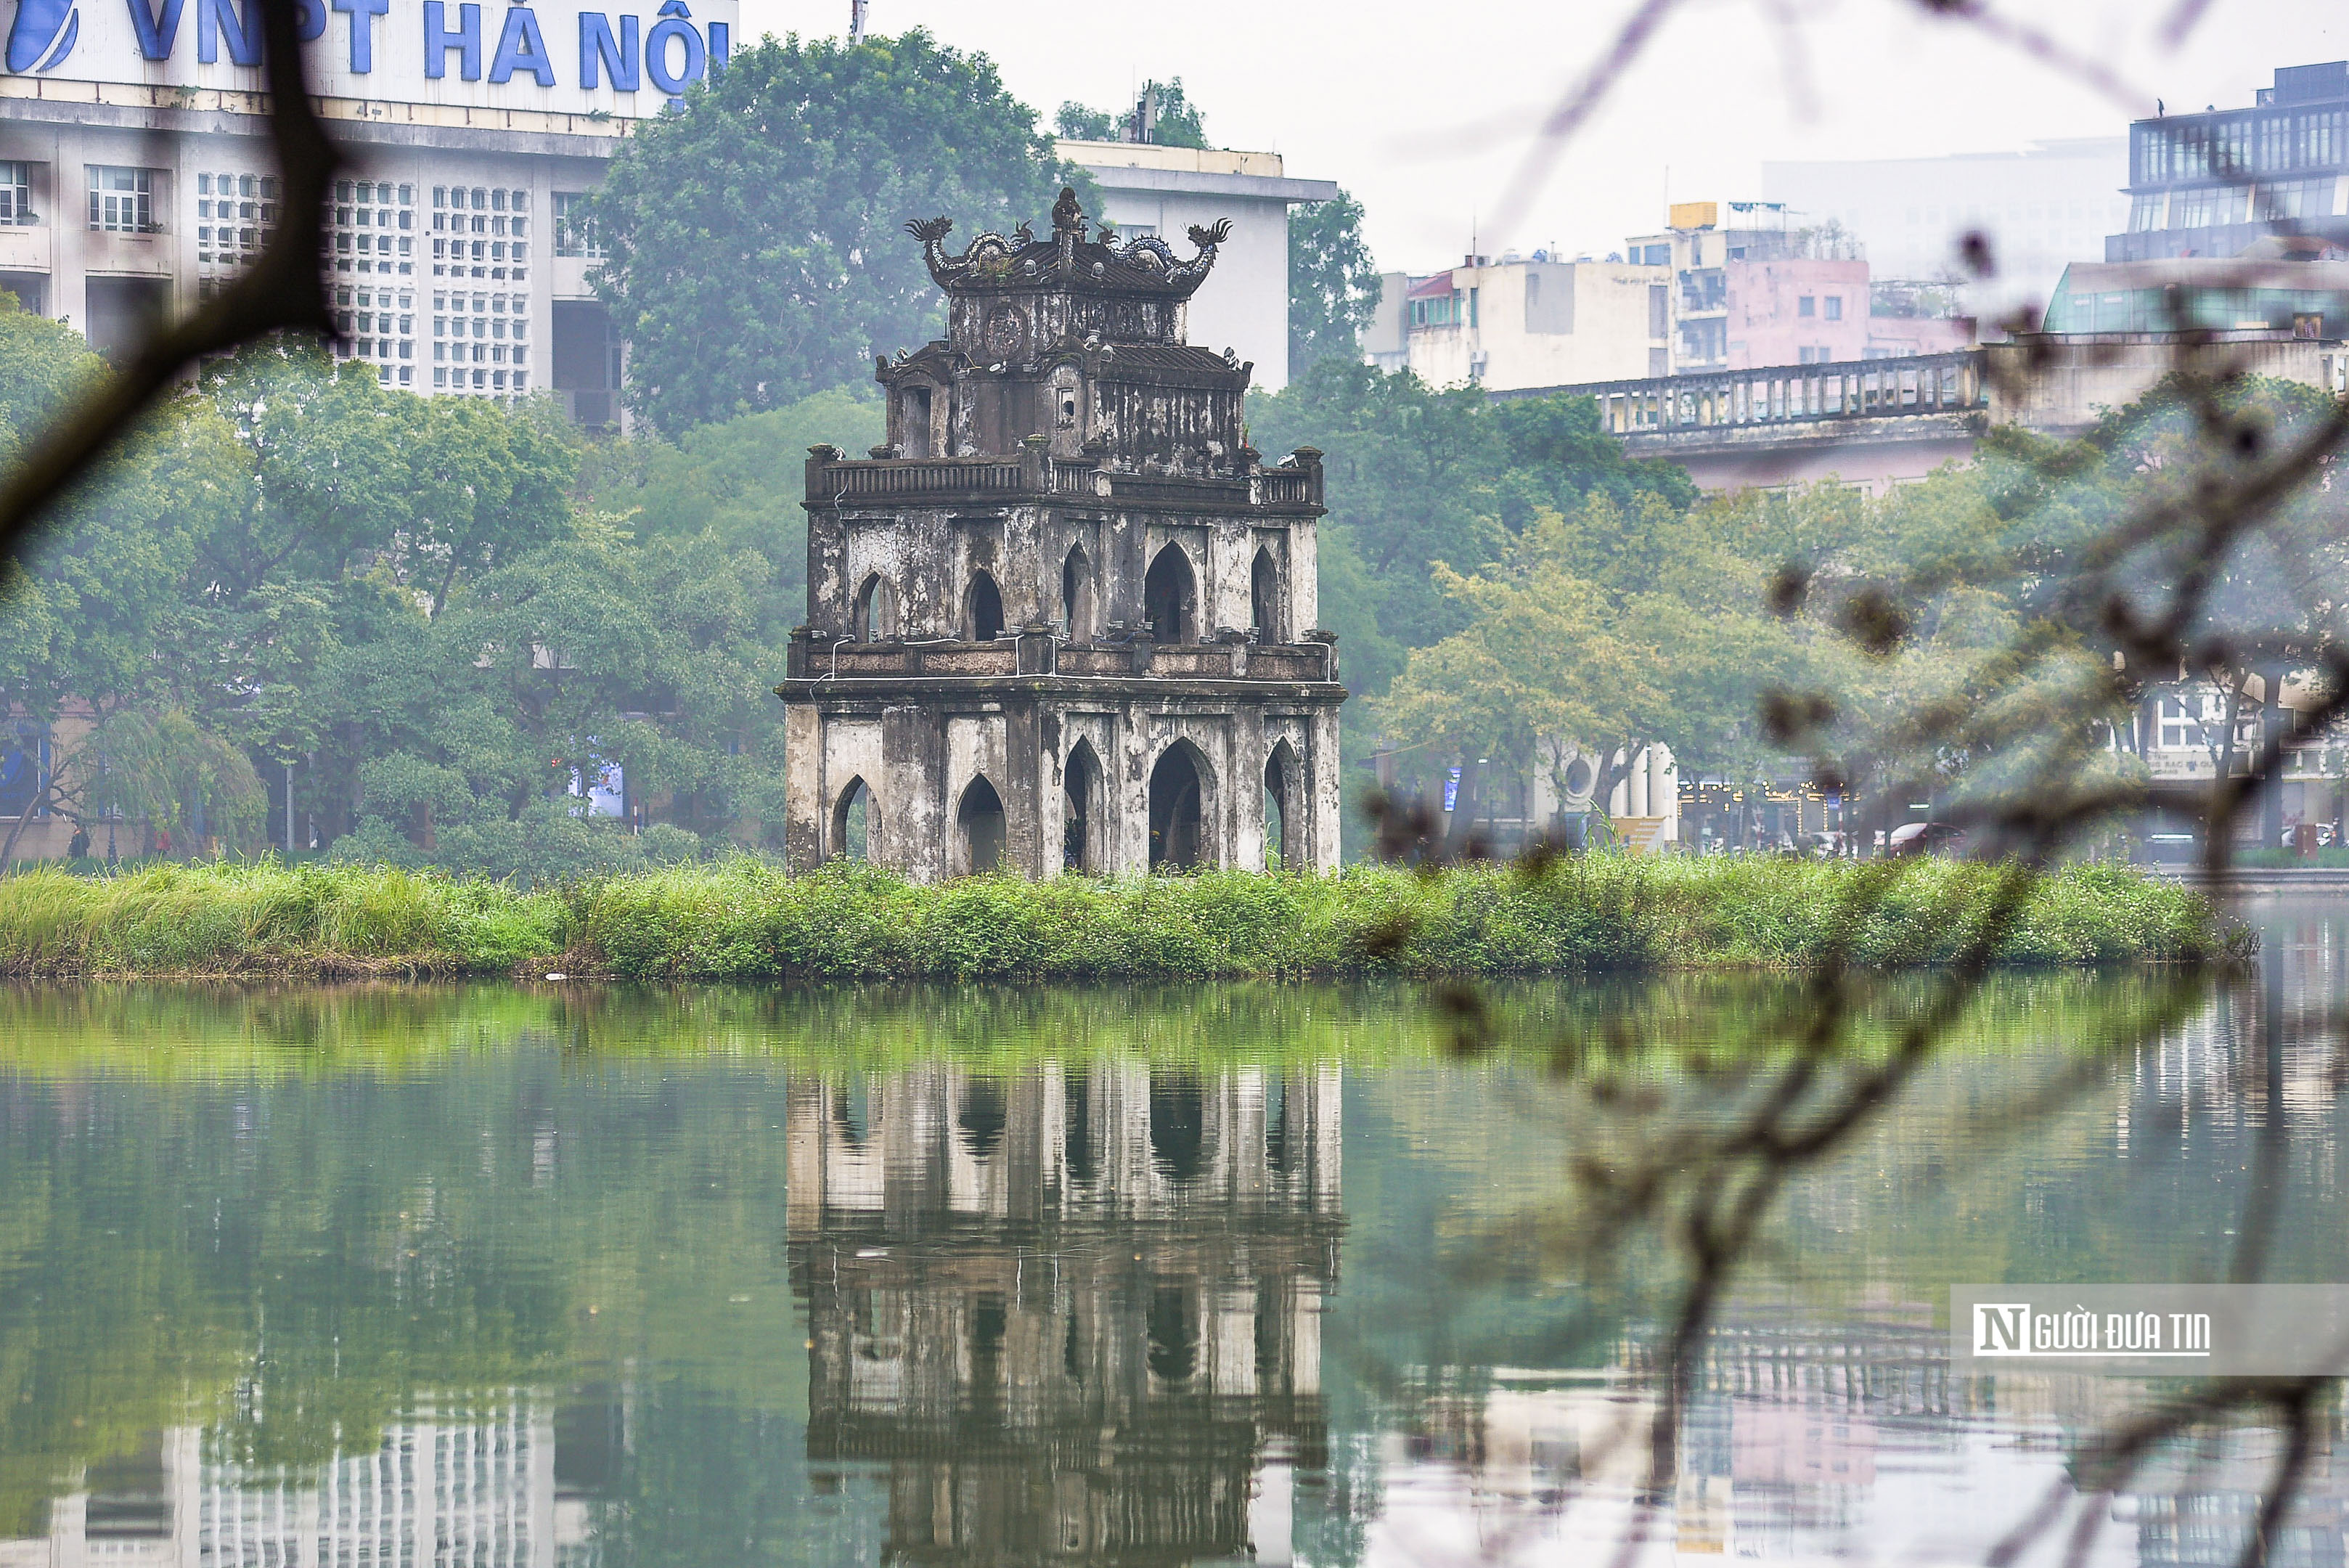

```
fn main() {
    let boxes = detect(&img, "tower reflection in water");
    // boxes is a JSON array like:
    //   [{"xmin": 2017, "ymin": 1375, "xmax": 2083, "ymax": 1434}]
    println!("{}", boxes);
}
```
[{"xmin": 785, "ymin": 1064, "xmax": 1342, "ymax": 1567}]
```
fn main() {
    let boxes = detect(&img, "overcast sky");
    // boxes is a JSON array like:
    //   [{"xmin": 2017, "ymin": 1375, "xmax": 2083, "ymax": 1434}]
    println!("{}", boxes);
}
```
[{"xmin": 738, "ymin": 0, "xmax": 2346, "ymax": 274}]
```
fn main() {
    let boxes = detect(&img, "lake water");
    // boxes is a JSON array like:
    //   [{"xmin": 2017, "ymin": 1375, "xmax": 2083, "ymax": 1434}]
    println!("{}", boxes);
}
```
[{"xmin": 6, "ymin": 905, "xmax": 2349, "ymax": 1567}]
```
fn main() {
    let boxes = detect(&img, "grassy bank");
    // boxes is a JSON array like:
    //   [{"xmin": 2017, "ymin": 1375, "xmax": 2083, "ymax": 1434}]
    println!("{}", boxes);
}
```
[{"xmin": 0, "ymin": 854, "xmax": 2235, "ymax": 981}]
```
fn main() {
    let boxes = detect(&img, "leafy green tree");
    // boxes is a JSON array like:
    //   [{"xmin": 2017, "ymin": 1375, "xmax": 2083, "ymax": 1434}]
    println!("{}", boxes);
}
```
[
  {"xmin": 1053, "ymin": 78, "xmax": 1209, "ymax": 149},
  {"xmin": 0, "ymin": 303, "xmax": 243, "ymax": 859},
  {"xmin": 582, "ymin": 388, "xmax": 883, "ymax": 610},
  {"xmin": 1378, "ymin": 495, "xmax": 1805, "ymax": 822},
  {"xmin": 1054, "ymin": 102, "xmax": 1116, "ymax": 141},
  {"xmin": 1288, "ymin": 192, "xmax": 1380, "ymax": 375},
  {"xmin": 591, "ymin": 30, "xmax": 1082, "ymax": 433},
  {"xmin": 1251, "ymin": 362, "xmax": 1694, "ymax": 679}
]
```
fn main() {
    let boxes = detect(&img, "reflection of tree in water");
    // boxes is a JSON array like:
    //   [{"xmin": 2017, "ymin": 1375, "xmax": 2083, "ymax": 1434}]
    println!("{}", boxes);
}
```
[{"xmin": 786, "ymin": 1064, "xmax": 1342, "ymax": 1566}]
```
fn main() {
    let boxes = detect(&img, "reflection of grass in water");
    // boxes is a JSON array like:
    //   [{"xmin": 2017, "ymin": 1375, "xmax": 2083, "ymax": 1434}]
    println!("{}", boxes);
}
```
[
  {"xmin": 0, "ymin": 855, "xmax": 2234, "ymax": 980},
  {"xmin": 0, "ymin": 967, "xmax": 2193, "ymax": 1077}
]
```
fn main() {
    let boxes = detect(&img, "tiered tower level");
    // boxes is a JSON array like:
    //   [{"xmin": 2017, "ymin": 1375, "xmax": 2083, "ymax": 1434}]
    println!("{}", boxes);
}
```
[{"xmin": 777, "ymin": 190, "xmax": 1346, "ymax": 878}]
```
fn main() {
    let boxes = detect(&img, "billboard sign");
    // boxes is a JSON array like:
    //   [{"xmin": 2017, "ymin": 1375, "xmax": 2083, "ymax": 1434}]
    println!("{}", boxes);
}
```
[{"xmin": 3, "ymin": 0, "xmax": 735, "ymax": 115}]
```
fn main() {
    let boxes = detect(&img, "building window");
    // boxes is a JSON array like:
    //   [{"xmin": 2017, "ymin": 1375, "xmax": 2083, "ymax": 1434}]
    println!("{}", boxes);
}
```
[
  {"xmin": 2157, "ymin": 695, "xmax": 2206, "ymax": 751},
  {"xmin": 0, "ymin": 162, "xmax": 33, "ymax": 226},
  {"xmin": 553, "ymin": 192, "xmax": 602, "ymax": 258},
  {"xmin": 88, "ymin": 166, "xmax": 158, "ymax": 233},
  {"xmin": 1823, "ymin": 295, "xmax": 1843, "ymax": 321},
  {"xmin": 1797, "ymin": 295, "xmax": 1815, "ymax": 318}
]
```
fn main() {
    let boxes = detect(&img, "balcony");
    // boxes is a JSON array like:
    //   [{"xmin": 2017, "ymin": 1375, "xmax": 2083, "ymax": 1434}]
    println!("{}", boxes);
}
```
[
  {"xmin": 806, "ymin": 445, "xmax": 1323, "ymax": 512},
  {"xmin": 785, "ymin": 633, "xmax": 1335, "ymax": 684}
]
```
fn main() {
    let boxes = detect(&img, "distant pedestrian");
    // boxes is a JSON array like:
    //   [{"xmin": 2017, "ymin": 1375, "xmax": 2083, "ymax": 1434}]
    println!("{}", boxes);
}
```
[{"xmin": 67, "ymin": 825, "xmax": 89, "ymax": 860}]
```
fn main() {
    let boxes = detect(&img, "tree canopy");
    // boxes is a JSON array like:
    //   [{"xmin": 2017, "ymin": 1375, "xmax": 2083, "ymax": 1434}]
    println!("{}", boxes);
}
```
[
  {"xmin": 589, "ymin": 30, "xmax": 1083, "ymax": 433},
  {"xmin": 0, "ymin": 298, "xmax": 886, "ymax": 876},
  {"xmin": 1055, "ymin": 79, "xmax": 1209, "ymax": 148},
  {"xmin": 1248, "ymin": 359, "xmax": 1699, "ymax": 693},
  {"xmin": 1288, "ymin": 192, "xmax": 1381, "ymax": 378}
]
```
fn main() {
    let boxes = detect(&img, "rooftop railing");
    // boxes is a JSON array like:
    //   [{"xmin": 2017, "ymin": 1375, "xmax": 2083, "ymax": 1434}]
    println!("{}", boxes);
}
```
[{"xmin": 1524, "ymin": 350, "xmax": 1985, "ymax": 437}]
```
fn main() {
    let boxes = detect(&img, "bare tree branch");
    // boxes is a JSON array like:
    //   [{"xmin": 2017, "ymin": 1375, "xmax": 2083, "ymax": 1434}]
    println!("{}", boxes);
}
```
[{"xmin": 0, "ymin": 0, "xmax": 338, "ymax": 567}]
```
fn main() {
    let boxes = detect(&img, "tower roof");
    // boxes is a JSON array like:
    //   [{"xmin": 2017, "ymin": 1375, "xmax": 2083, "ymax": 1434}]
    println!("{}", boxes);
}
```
[{"xmin": 907, "ymin": 187, "xmax": 1231, "ymax": 305}]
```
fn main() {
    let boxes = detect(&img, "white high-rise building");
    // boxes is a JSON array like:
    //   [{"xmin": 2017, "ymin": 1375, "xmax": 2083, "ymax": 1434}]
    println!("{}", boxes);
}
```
[
  {"xmin": 1763, "ymin": 139, "xmax": 2131, "ymax": 324},
  {"xmin": 0, "ymin": 0, "xmax": 735, "ymax": 420}
]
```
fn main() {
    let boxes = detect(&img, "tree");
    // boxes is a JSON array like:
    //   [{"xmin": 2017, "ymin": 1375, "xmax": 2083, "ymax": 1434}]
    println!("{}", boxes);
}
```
[
  {"xmin": 1055, "ymin": 80, "xmax": 1210, "ymax": 148},
  {"xmin": 1055, "ymin": 102, "xmax": 1115, "ymax": 141},
  {"xmin": 1376, "ymin": 495, "xmax": 1805, "ymax": 828},
  {"xmin": 589, "ymin": 30, "xmax": 1082, "ymax": 433},
  {"xmin": 1248, "ymin": 361, "xmax": 1695, "ymax": 681},
  {"xmin": 0, "ymin": 302, "xmax": 229, "ymax": 860},
  {"xmin": 1288, "ymin": 192, "xmax": 1381, "ymax": 376},
  {"xmin": 582, "ymin": 388, "xmax": 883, "ymax": 611}
]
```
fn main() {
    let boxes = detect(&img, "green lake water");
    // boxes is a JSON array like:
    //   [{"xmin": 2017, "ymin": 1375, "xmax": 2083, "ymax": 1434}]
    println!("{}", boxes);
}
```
[{"xmin": 6, "ymin": 906, "xmax": 2349, "ymax": 1566}]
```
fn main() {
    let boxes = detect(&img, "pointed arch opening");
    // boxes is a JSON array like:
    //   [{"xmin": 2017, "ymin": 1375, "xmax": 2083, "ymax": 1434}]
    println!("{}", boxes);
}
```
[
  {"xmin": 1251, "ymin": 546, "xmax": 1284, "ymax": 643},
  {"xmin": 1149, "ymin": 1069, "xmax": 1209, "ymax": 1183},
  {"xmin": 832, "ymin": 776, "xmax": 873, "ymax": 861},
  {"xmin": 958, "ymin": 1077, "xmax": 1007, "ymax": 1159},
  {"xmin": 966, "ymin": 570, "xmax": 1005, "ymax": 642},
  {"xmin": 1060, "ymin": 544, "xmax": 1096, "ymax": 641},
  {"xmin": 1063, "ymin": 739, "xmax": 1102, "ymax": 873},
  {"xmin": 1264, "ymin": 740, "xmax": 1298, "ymax": 870},
  {"xmin": 957, "ymin": 774, "xmax": 1007, "ymax": 875},
  {"xmin": 1143, "ymin": 543, "xmax": 1196, "ymax": 645},
  {"xmin": 852, "ymin": 575, "xmax": 895, "ymax": 642},
  {"xmin": 1148, "ymin": 743, "xmax": 1206, "ymax": 871}
]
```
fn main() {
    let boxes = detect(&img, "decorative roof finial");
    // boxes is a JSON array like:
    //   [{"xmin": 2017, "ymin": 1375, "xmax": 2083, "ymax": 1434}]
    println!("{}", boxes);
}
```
[{"xmin": 1052, "ymin": 187, "xmax": 1087, "ymax": 240}]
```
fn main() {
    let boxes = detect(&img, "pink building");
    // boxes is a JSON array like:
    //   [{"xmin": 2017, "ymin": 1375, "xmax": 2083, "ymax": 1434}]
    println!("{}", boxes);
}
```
[
  {"xmin": 1627, "ymin": 202, "xmax": 1974, "ymax": 375},
  {"xmin": 1724, "ymin": 257, "xmax": 1871, "ymax": 367}
]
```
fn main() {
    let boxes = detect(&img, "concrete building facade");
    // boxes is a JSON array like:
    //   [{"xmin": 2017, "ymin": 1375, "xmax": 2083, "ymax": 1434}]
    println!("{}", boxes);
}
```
[
  {"xmin": 1055, "ymin": 139, "xmax": 1338, "ymax": 393},
  {"xmin": 1368, "ymin": 204, "xmax": 1968, "ymax": 393},
  {"xmin": 1397, "ymin": 253, "xmax": 1672, "ymax": 388},
  {"xmin": 0, "ymin": 0, "xmax": 731, "ymax": 417},
  {"xmin": 775, "ymin": 190, "xmax": 1347, "ymax": 881}
]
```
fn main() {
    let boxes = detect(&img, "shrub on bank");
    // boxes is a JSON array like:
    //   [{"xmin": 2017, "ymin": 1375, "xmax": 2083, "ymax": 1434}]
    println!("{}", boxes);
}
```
[
  {"xmin": 0, "ymin": 861, "xmax": 566, "ymax": 976},
  {"xmin": 0, "ymin": 854, "xmax": 2232, "ymax": 979}
]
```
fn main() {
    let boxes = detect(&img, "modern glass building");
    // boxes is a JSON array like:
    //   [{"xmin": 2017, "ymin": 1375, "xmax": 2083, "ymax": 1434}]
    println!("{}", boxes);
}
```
[
  {"xmin": 2045, "ymin": 258, "xmax": 2349, "ymax": 338},
  {"xmin": 2109, "ymin": 61, "xmax": 2349, "ymax": 264}
]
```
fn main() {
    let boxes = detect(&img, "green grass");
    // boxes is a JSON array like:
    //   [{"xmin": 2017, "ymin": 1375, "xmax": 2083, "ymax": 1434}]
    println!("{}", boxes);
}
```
[{"xmin": 0, "ymin": 854, "xmax": 2236, "ymax": 980}]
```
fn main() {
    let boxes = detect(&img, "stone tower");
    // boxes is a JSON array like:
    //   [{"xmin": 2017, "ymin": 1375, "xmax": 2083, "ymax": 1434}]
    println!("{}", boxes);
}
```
[{"xmin": 775, "ymin": 189, "xmax": 1346, "ymax": 879}]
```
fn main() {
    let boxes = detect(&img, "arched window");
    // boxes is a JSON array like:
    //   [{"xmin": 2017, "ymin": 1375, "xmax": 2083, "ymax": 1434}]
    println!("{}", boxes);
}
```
[
  {"xmin": 852, "ymin": 575, "xmax": 894, "ymax": 642},
  {"xmin": 1148, "ymin": 743, "xmax": 1206, "ymax": 870},
  {"xmin": 1149, "ymin": 1069, "xmax": 1208, "ymax": 1183},
  {"xmin": 1063, "ymin": 740, "xmax": 1101, "ymax": 873},
  {"xmin": 967, "ymin": 570, "xmax": 1005, "ymax": 642},
  {"xmin": 1060, "ymin": 544, "xmax": 1095, "ymax": 641},
  {"xmin": 958, "ymin": 1078, "xmax": 1007, "ymax": 1159},
  {"xmin": 1143, "ymin": 544, "xmax": 1196, "ymax": 645},
  {"xmin": 1251, "ymin": 547, "xmax": 1283, "ymax": 642},
  {"xmin": 833, "ymin": 776, "xmax": 873, "ymax": 860},
  {"xmin": 957, "ymin": 775, "xmax": 1007, "ymax": 875},
  {"xmin": 1263, "ymin": 742, "xmax": 1296, "ymax": 870}
]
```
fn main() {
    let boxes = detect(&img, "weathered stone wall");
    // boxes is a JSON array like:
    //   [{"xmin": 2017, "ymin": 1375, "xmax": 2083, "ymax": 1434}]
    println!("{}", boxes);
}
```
[{"xmin": 781, "ymin": 682, "xmax": 1341, "ymax": 881}]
